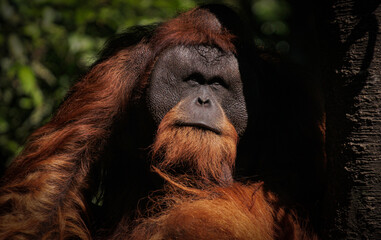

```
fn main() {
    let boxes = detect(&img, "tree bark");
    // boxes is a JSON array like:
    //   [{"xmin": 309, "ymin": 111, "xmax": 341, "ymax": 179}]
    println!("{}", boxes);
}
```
[{"xmin": 318, "ymin": 0, "xmax": 381, "ymax": 239}]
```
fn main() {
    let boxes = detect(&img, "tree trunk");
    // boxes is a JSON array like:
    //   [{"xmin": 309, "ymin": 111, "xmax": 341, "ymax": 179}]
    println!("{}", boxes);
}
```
[{"xmin": 318, "ymin": 1, "xmax": 381, "ymax": 239}]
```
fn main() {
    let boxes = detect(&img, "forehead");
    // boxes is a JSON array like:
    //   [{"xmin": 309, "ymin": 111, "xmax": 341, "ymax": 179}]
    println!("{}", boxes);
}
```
[
  {"xmin": 156, "ymin": 45, "xmax": 239, "ymax": 79},
  {"xmin": 165, "ymin": 45, "xmax": 233, "ymax": 63},
  {"xmin": 193, "ymin": 45, "xmax": 226, "ymax": 64}
]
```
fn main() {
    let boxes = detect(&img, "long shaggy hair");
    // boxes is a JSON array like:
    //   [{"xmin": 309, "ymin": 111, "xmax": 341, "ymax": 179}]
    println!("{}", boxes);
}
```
[
  {"xmin": 151, "ymin": 101, "xmax": 238, "ymax": 184},
  {"xmin": 0, "ymin": 44, "xmax": 151, "ymax": 239},
  {"xmin": 113, "ymin": 178, "xmax": 318, "ymax": 240}
]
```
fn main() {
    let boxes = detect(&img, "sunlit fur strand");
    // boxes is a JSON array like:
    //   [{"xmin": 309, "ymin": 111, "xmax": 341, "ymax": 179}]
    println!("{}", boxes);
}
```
[
  {"xmin": 115, "ymin": 181, "xmax": 318, "ymax": 240},
  {"xmin": 151, "ymin": 7, "xmax": 236, "ymax": 55}
]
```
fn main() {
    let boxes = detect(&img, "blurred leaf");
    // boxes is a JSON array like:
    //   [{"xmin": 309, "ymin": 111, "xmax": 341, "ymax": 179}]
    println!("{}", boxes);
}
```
[
  {"xmin": 19, "ymin": 97, "xmax": 33, "ymax": 109},
  {"xmin": 0, "ymin": 119, "xmax": 9, "ymax": 133},
  {"xmin": 31, "ymin": 61, "xmax": 56, "ymax": 86},
  {"xmin": 8, "ymin": 34, "xmax": 26, "ymax": 62},
  {"xmin": 69, "ymin": 33, "xmax": 95, "ymax": 53},
  {"xmin": 0, "ymin": 0, "xmax": 16, "ymax": 22},
  {"xmin": 17, "ymin": 65, "xmax": 43, "ymax": 107},
  {"xmin": 75, "ymin": 8, "xmax": 96, "ymax": 25},
  {"xmin": 253, "ymin": 0, "xmax": 290, "ymax": 21},
  {"xmin": 23, "ymin": 24, "xmax": 41, "ymax": 40},
  {"xmin": 42, "ymin": 7, "xmax": 56, "ymax": 29},
  {"xmin": 18, "ymin": 65, "xmax": 37, "ymax": 94}
]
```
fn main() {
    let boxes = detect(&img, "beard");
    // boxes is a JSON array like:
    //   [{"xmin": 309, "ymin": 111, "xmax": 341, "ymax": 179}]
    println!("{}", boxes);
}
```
[{"xmin": 151, "ymin": 106, "xmax": 238, "ymax": 184}]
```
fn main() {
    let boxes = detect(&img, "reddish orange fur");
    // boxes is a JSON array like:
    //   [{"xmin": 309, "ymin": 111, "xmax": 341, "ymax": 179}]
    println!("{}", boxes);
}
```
[
  {"xmin": 113, "ymin": 180, "xmax": 317, "ymax": 240},
  {"xmin": 152, "ymin": 100, "xmax": 238, "ymax": 183},
  {"xmin": 0, "ymin": 44, "xmax": 152, "ymax": 239},
  {"xmin": 151, "ymin": 8, "xmax": 236, "ymax": 54}
]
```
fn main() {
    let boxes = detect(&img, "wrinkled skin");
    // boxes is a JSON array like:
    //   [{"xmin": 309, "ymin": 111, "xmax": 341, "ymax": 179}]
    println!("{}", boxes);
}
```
[{"xmin": 148, "ymin": 45, "xmax": 248, "ymax": 136}]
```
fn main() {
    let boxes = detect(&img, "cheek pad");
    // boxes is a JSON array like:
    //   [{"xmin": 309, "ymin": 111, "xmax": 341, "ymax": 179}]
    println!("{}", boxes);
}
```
[
  {"xmin": 147, "ymin": 76, "xmax": 182, "ymax": 124},
  {"xmin": 223, "ymin": 96, "xmax": 248, "ymax": 136}
]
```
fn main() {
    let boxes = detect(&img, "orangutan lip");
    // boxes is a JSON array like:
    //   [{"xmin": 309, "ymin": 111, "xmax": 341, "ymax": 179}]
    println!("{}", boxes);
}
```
[{"xmin": 176, "ymin": 122, "xmax": 221, "ymax": 135}]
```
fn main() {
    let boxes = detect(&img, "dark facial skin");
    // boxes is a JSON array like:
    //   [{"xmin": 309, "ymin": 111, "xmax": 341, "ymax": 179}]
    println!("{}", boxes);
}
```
[{"xmin": 148, "ymin": 45, "xmax": 248, "ymax": 136}]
